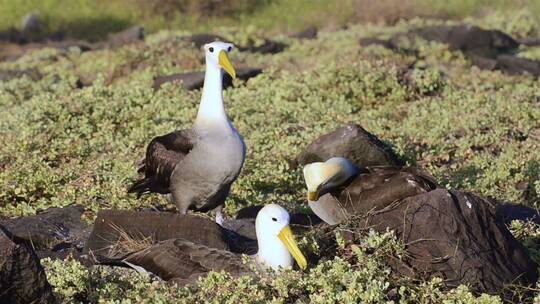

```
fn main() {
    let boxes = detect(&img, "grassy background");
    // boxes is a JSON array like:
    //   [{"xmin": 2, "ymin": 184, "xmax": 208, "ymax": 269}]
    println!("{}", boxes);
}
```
[
  {"xmin": 2, "ymin": 0, "xmax": 540, "ymax": 302},
  {"xmin": 1, "ymin": 0, "xmax": 540, "ymax": 40}
]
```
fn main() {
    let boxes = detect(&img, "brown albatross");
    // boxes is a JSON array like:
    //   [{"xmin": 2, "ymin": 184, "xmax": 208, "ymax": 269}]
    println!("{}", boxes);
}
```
[
  {"xmin": 129, "ymin": 41, "xmax": 246, "ymax": 221},
  {"xmin": 302, "ymin": 157, "xmax": 439, "ymax": 224},
  {"xmin": 84, "ymin": 204, "xmax": 307, "ymax": 283}
]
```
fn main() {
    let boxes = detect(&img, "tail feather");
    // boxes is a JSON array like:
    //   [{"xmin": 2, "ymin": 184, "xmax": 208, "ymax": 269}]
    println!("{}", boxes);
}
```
[
  {"xmin": 128, "ymin": 178, "xmax": 152, "ymax": 198},
  {"xmin": 128, "ymin": 177, "xmax": 170, "ymax": 197}
]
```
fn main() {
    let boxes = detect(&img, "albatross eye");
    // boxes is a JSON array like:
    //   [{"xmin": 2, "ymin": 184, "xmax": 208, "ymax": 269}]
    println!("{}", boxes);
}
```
[
  {"xmin": 209, "ymin": 47, "xmax": 214, "ymax": 53},
  {"xmin": 272, "ymin": 217, "xmax": 277, "ymax": 222},
  {"xmin": 227, "ymin": 46, "xmax": 232, "ymax": 52}
]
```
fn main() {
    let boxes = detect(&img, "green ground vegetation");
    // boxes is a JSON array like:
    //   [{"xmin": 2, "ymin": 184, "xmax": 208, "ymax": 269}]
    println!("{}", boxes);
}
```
[
  {"xmin": 1, "ymin": 0, "xmax": 540, "ymax": 39},
  {"xmin": 1, "ymin": 2, "xmax": 540, "ymax": 303}
]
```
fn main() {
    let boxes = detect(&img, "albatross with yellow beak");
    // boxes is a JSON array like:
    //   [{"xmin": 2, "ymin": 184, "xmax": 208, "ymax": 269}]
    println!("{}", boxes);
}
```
[
  {"xmin": 85, "ymin": 204, "xmax": 307, "ymax": 283},
  {"xmin": 303, "ymin": 157, "xmax": 439, "ymax": 225},
  {"xmin": 129, "ymin": 41, "xmax": 245, "ymax": 222}
]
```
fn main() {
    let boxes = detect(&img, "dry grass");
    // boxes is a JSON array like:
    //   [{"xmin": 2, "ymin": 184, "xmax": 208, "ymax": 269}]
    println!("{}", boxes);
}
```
[{"xmin": 107, "ymin": 223, "xmax": 155, "ymax": 258}]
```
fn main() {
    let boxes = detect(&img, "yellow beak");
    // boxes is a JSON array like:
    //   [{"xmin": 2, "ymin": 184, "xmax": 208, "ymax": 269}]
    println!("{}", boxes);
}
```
[
  {"xmin": 277, "ymin": 225, "xmax": 307, "ymax": 270},
  {"xmin": 308, "ymin": 191, "xmax": 319, "ymax": 201},
  {"xmin": 218, "ymin": 50, "xmax": 236, "ymax": 79}
]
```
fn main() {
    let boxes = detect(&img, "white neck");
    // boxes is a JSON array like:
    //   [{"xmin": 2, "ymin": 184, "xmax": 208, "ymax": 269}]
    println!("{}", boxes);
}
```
[
  {"xmin": 194, "ymin": 64, "xmax": 230, "ymax": 130},
  {"xmin": 255, "ymin": 224, "xmax": 294, "ymax": 270}
]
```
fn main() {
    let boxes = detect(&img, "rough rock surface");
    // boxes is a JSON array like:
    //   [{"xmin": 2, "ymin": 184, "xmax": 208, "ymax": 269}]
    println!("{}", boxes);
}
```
[
  {"xmin": 361, "ymin": 25, "xmax": 540, "ymax": 77},
  {"xmin": 354, "ymin": 189, "xmax": 538, "ymax": 295},
  {"xmin": 0, "ymin": 226, "xmax": 54, "ymax": 303},
  {"xmin": 294, "ymin": 123, "xmax": 403, "ymax": 168},
  {"xmin": 153, "ymin": 67, "xmax": 262, "ymax": 91},
  {"xmin": 0, "ymin": 205, "xmax": 90, "ymax": 262},
  {"xmin": 414, "ymin": 25, "xmax": 519, "ymax": 58},
  {"xmin": 107, "ymin": 26, "xmax": 144, "ymax": 47},
  {"xmin": 0, "ymin": 68, "xmax": 42, "ymax": 82},
  {"xmin": 495, "ymin": 203, "xmax": 540, "ymax": 225},
  {"xmin": 239, "ymin": 40, "xmax": 287, "ymax": 54},
  {"xmin": 291, "ymin": 26, "xmax": 318, "ymax": 40}
]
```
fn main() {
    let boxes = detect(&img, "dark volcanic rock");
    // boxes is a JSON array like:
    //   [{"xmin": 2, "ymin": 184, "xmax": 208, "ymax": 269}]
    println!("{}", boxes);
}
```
[
  {"xmin": 291, "ymin": 26, "xmax": 318, "ymax": 40},
  {"xmin": 415, "ymin": 25, "xmax": 519, "ymax": 58},
  {"xmin": 0, "ymin": 68, "xmax": 42, "ymax": 82},
  {"xmin": 153, "ymin": 71, "xmax": 205, "ymax": 90},
  {"xmin": 1, "ymin": 205, "xmax": 90, "ymax": 260},
  {"xmin": 360, "ymin": 189, "xmax": 538, "ymax": 296},
  {"xmin": 21, "ymin": 12, "xmax": 43, "ymax": 40},
  {"xmin": 294, "ymin": 123, "xmax": 403, "ymax": 168},
  {"xmin": 107, "ymin": 26, "xmax": 144, "ymax": 47},
  {"xmin": 0, "ymin": 226, "xmax": 54, "ymax": 303},
  {"xmin": 359, "ymin": 37, "xmax": 397, "ymax": 50},
  {"xmin": 495, "ymin": 55, "xmax": 540, "ymax": 76},
  {"xmin": 153, "ymin": 67, "xmax": 262, "ymax": 91},
  {"xmin": 183, "ymin": 33, "xmax": 228, "ymax": 47},
  {"xmin": 496, "ymin": 203, "xmax": 540, "ymax": 225},
  {"xmin": 239, "ymin": 39, "xmax": 287, "ymax": 54}
]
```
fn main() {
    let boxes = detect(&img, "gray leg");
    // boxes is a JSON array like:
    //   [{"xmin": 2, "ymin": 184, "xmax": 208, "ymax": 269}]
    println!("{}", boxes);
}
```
[
  {"xmin": 215, "ymin": 205, "xmax": 224, "ymax": 226},
  {"xmin": 171, "ymin": 189, "xmax": 190, "ymax": 214}
]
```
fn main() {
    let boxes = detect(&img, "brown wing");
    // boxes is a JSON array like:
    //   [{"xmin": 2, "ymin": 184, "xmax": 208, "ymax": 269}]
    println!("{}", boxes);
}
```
[
  {"xmin": 337, "ymin": 166, "xmax": 440, "ymax": 215},
  {"xmin": 83, "ymin": 210, "xmax": 228, "ymax": 263},
  {"xmin": 129, "ymin": 129, "xmax": 196, "ymax": 196},
  {"xmin": 125, "ymin": 239, "xmax": 252, "ymax": 282}
]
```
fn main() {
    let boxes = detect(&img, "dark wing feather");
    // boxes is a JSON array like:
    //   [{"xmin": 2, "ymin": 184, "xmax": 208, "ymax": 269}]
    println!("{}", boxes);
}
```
[
  {"xmin": 129, "ymin": 129, "xmax": 196, "ymax": 196},
  {"xmin": 83, "ymin": 210, "xmax": 228, "ymax": 263},
  {"xmin": 337, "ymin": 166, "xmax": 440, "ymax": 215},
  {"xmin": 125, "ymin": 238, "xmax": 252, "ymax": 283}
]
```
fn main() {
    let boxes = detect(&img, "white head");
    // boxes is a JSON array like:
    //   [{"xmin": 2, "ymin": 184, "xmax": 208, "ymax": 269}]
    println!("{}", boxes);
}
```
[
  {"xmin": 303, "ymin": 157, "xmax": 359, "ymax": 201},
  {"xmin": 203, "ymin": 41, "xmax": 236, "ymax": 78},
  {"xmin": 255, "ymin": 204, "xmax": 307, "ymax": 271}
]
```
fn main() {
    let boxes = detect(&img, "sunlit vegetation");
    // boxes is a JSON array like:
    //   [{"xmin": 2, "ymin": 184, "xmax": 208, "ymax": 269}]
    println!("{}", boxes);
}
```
[{"xmin": 1, "ymin": 1, "xmax": 540, "ymax": 302}]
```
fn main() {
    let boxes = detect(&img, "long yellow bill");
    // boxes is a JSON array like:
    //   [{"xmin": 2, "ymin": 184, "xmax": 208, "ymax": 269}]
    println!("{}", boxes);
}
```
[
  {"xmin": 277, "ymin": 225, "xmax": 307, "ymax": 270},
  {"xmin": 218, "ymin": 50, "xmax": 236, "ymax": 79},
  {"xmin": 308, "ymin": 191, "xmax": 319, "ymax": 201}
]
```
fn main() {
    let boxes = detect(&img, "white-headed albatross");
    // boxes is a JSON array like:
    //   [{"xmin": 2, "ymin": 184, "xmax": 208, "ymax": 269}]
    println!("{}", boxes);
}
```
[
  {"xmin": 85, "ymin": 204, "xmax": 307, "ymax": 283},
  {"xmin": 303, "ymin": 157, "xmax": 439, "ymax": 225},
  {"xmin": 129, "ymin": 41, "xmax": 246, "ymax": 220}
]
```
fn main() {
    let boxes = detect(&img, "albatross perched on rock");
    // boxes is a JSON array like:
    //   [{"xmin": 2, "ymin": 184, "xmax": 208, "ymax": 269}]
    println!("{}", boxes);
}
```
[
  {"xmin": 129, "ymin": 41, "xmax": 246, "ymax": 221},
  {"xmin": 302, "ymin": 157, "xmax": 440, "ymax": 225},
  {"xmin": 85, "ymin": 204, "xmax": 307, "ymax": 283}
]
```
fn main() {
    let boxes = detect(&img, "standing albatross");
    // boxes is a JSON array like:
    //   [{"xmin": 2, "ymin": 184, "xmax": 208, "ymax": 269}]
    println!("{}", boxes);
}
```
[
  {"xmin": 129, "ymin": 41, "xmax": 245, "ymax": 220},
  {"xmin": 302, "ymin": 157, "xmax": 440, "ymax": 225}
]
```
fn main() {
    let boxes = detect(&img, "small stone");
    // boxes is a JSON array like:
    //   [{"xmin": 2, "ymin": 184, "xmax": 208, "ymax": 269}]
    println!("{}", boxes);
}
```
[
  {"xmin": 291, "ymin": 26, "xmax": 317, "ymax": 40},
  {"xmin": 107, "ymin": 26, "xmax": 144, "ymax": 47},
  {"xmin": 294, "ymin": 123, "xmax": 403, "ymax": 168}
]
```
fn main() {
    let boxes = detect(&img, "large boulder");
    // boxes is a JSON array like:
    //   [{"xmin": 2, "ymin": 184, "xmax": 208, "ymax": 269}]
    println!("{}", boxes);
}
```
[
  {"xmin": 495, "ymin": 203, "xmax": 540, "ymax": 225},
  {"xmin": 414, "ymin": 25, "xmax": 519, "ymax": 58},
  {"xmin": 0, "ymin": 226, "xmax": 54, "ymax": 303},
  {"xmin": 294, "ymin": 124, "xmax": 404, "ymax": 168},
  {"xmin": 291, "ymin": 26, "xmax": 318, "ymax": 40},
  {"xmin": 352, "ymin": 189, "xmax": 538, "ymax": 296},
  {"xmin": 0, "ymin": 205, "xmax": 90, "ymax": 261},
  {"xmin": 107, "ymin": 26, "xmax": 144, "ymax": 48}
]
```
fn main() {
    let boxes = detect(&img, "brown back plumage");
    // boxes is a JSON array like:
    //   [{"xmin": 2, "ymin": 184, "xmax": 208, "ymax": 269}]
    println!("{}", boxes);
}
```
[
  {"xmin": 128, "ymin": 129, "xmax": 196, "ymax": 196},
  {"xmin": 126, "ymin": 238, "xmax": 252, "ymax": 283},
  {"xmin": 336, "ymin": 166, "xmax": 440, "ymax": 215},
  {"xmin": 84, "ymin": 210, "xmax": 257, "ymax": 283},
  {"xmin": 83, "ymin": 210, "xmax": 228, "ymax": 263}
]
